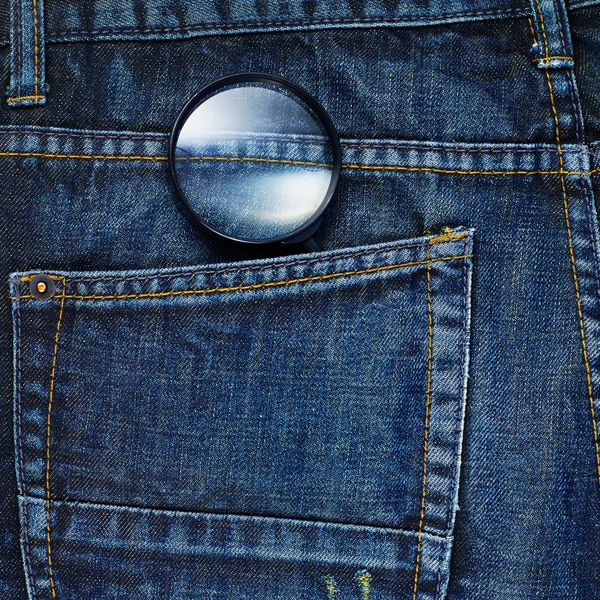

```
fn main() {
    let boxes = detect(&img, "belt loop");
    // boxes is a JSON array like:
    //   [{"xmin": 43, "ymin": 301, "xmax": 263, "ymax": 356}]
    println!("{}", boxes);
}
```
[
  {"xmin": 528, "ymin": 0, "xmax": 574, "ymax": 69},
  {"xmin": 6, "ymin": 0, "xmax": 46, "ymax": 107}
]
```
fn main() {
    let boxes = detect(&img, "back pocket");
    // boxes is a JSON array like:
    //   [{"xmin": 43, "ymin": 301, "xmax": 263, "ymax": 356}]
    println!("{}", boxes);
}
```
[{"xmin": 11, "ymin": 228, "xmax": 473, "ymax": 600}]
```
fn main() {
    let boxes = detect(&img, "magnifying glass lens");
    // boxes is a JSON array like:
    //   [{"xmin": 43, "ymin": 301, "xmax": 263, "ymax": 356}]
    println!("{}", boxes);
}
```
[{"xmin": 171, "ymin": 77, "xmax": 338, "ymax": 245}]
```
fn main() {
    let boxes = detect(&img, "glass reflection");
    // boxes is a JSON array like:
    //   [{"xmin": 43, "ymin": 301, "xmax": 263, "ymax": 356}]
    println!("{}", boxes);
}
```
[{"xmin": 173, "ymin": 82, "xmax": 335, "ymax": 242}]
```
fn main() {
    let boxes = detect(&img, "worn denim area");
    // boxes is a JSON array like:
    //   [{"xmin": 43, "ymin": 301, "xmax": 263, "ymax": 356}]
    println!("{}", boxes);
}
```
[{"xmin": 1, "ymin": 0, "xmax": 600, "ymax": 599}]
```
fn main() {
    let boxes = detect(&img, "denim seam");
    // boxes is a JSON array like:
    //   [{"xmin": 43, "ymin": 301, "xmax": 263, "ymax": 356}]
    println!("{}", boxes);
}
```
[
  {"xmin": 434, "ymin": 236, "xmax": 471, "ymax": 600},
  {"xmin": 434, "ymin": 538, "xmax": 445, "ymax": 600},
  {"xmin": 411, "ymin": 249, "xmax": 434, "ymax": 600},
  {"xmin": 33, "ymin": 0, "xmax": 40, "ymax": 98},
  {"xmin": 551, "ymin": 0, "xmax": 568, "ymax": 56},
  {"xmin": 21, "ymin": 492, "xmax": 454, "ymax": 541},
  {"xmin": 0, "ymin": 129, "xmax": 585, "ymax": 154},
  {"xmin": 540, "ymin": 54, "xmax": 600, "ymax": 484},
  {"xmin": 435, "ymin": 535, "xmax": 455, "ymax": 600},
  {"xmin": 0, "ymin": 151, "xmax": 591, "ymax": 177},
  {"xmin": 14, "ymin": 290, "xmax": 39, "ymax": 600},
  {"xmin": 16, "ymin": 232, "xmax": 467, "ymax": 285},
  {"xmin": 567, "ymin": 0, "xmax": 600, "ymax": 7},
  {"xmin": 343, "ymin": 143, "xmax": 569, "ymax": 154},
  {"xmin": 16, "ymin": 0, "xmax": 21, "ymax": 98},
  {"xmin": 564, "ymin": 57, "xmax": 600, "ymax": 328},
  {"xmin": 452, "ymin": 235, "xmax": 471, "ymax": 532},
  {"xmin": 534, "ymin": 0, "xmax": 550, "ymax": 58},
  {"xmin": 581, "ymin": 178, "xmax": 600, "ymax": 303},
  {"xmin": 40, "ymin": 8, "xmax": 531, "ymax": 39},
  {"xmin": 7, "ymin": 0, "xmax": 46, "ymax": 105},
  {"xmin": 566, "ymin": 74, "xmax": 583, "ymax": 144},
  {"xmin": 44, "ymin": 277, "xmax": 66, "ymax": 600},
  {"xmin": 7, "ymin": 95, "xmax": 46, "ymax": 103},
  {"xmin": 0, "ymin": 130, "xmax": 168, "ymax": 142},
  {"xmin": 15, "ymin": 254, "xmax": 472, "ymax": 301}
]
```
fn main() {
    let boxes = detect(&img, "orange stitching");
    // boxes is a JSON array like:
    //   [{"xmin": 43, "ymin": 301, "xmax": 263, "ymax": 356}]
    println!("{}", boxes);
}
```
[
  {"xmin": 533, "ymin": 56, "xmax": 574, "ymax": 62},
  {"xmin": 14, "ymin": 241, "xmax": 468, "ymax": 285},
  {"xmin": 7, "ymin": 94, "xmax": 45, "ymax": 103},
  {"xmin": 543, "ymin": 68, "xmax": 600, "ymax": 486},
  {"xmin": 343, "ymin": 165, "xmax": 582, "ymax": 176},
  {"xmin": 534, "ymin": 0, "xmax": 550, "ymax": 59},
  {"xmin": 33, "ymin": 0, "xmax": 39, "ymax": 97},
  {"xmin": 13, "ymin": 254, "xmax": 472, "ymax": 302},
  {"xmin": 45, "ymin": 277, "xmax": 66, "ymax": 599},
  {"xmin": 429, "ymin": 231, "xmax": 468, "ymax": 245},
  {"xmin": 412, "ymin": 248, "xmax": 434, "ymax": 600},
  {"xmin": 0, "ymin": 150, "xmax": 590, "ymax": 176},
  {"xmin": 0, "ymin": 150, "xmax": 588, "ymax": 176},
  {"xmin": 527, "ymin": 17, "xmax": 538, "ymax": 47}
]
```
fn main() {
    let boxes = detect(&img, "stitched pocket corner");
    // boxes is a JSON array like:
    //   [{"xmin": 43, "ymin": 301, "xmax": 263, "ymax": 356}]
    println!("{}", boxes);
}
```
[{"xmin": 12, "ymin": 228, "xmax": 473, "ymax": 600}]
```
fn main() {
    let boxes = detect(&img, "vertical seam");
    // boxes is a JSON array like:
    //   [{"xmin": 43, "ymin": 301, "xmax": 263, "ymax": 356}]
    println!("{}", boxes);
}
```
[
  {"xmin": 16, "ymin": 0, "xmax": 22, "ymax": 97},
  {"xmin": 412, "ymin": 253, "xmax": 434, "ymax": 600},
  {"xmin": 45, "ymin": 277, "xmax": 66, "ymax": 600},
  {"xmin": 550, "ymin": 0, "xmax": 568, "ymax": 57},
  {"xmin": 434, "ymin": 535, "xmax": 443, "ymax": 600},
  {"xmin": 527, "ymin": 17, "xmax": 538, "ymax": 48},
  {"xmin": 534, "ymin": 0, "xmax": 550, "ymax": 59},
  {"xmin": 581, "ymin": 178, "xmax": 600, "ymax": 303},
  {"xmin": 444, "ymin": 236, "xmax": 471, "ymax": 533},
  {"xmin": 566, "ymin": 73, "xmax": 583, "ymax": 144},
  {"xmin": 32, "ymin": 0, "xmax": 39, "ymax": 98},
  {"xmin": 14, "ymin": 289, "xmax": 39, "ymax": 600},
  {"xmin": 541, "ymin": 64, "xmax": 600, "ymax": 486},
  {"xmin": 435, "ymin": 237, "xmax": 471, "ymax": 600}
]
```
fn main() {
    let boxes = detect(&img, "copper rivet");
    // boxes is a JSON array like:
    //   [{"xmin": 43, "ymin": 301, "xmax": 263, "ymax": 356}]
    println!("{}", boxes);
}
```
[{"xmin": 30, "ymin": 274, "xmax": 55, "ymax": 300}]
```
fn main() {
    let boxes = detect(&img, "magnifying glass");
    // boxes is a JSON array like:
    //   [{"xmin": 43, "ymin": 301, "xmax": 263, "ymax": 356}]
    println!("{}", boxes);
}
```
[{"xmin": 169, "ymin": 74, "xmax": 341, "ymax": 252}]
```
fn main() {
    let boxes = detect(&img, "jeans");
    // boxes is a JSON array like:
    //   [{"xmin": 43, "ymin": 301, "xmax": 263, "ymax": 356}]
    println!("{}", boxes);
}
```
[{"xmin": 1, "ymin": 0, "xmax": 600, "ymax": 598}]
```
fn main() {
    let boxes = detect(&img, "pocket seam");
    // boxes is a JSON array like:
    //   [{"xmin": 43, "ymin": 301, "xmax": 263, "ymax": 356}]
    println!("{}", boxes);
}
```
[
  {"xmin": 15, "ymin": 230, "xmax": 467, "ymax": 286},
  {"xmin": 411, "ymin": 248, "xmax": 435, "ymax": 599},
  {"xmin": 14, "ymin": 253, "xmax": 472, "ymax": 302},
  {"xmin": 19, "ymin": 493, "xmax": 452, "ymax": 543},
  {"xmin": 14, "ymin": 293, "xmax": 40, "ymax": 600},
  {"xmin": 43, "ymin": 276, "xmax": 66, "ymax": 600}
]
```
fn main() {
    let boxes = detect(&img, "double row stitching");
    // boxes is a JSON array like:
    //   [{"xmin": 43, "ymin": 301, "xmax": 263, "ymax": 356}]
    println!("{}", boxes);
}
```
[
  {"xmin": 14, "ymin": 254, "xmax": 471, "ymax": 302},
  {"xmin": 14, "ymin": 290, "xmax": 39, "ymax": 600},
  {"xmin": 412, "ymin": 248, "xmax": 434, "ymax": 600},
  {"xmin": 0, "ymin": 150, "xmax": 590, "ymax": 176},
  {"xmin": 15, "ymin": 232, "xmax": 468, "ymax": 285},
  {"xmin": 7, "ymin": 0, "xmax": 43, "ymax": 104},
  {"xmin": 532, "ymin": 56, "xmax": 573, "ymax": 62},
  {"xmin": 45, "ymin": 277, "xmax": 66, "ymax": 599},
  {"xmin": 534, "ymin": 0, "xmax": 550, "ymax": 59},
  {"xmin": 32, "ymin": 0, "xmax": 39, "ymax": 98},
  {"xmin": 535, "ymin": 0, "xmax": 600, "ymax": 487},
  {"xmin": 0, "ymin": 129, "xmax": 583, "ymax": 154},
  {"xmin": 434, "ymin": 235, "xmax": 471, "ymax": 599}
]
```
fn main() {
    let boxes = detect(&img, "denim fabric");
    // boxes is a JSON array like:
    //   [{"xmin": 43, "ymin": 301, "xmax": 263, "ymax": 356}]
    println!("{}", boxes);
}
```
[
  {"xmin": 11, "ymin": 232, "xmax": 473, "ymax": 599},
  {"xmin": 1, "ymin": 0, "xmax": 600, "ymax": 599}
]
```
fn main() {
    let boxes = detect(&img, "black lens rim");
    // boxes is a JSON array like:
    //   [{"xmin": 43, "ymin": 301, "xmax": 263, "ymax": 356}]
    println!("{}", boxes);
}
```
[{"xmin": 168, "ymin": 73, "xmax": 342, "ymax": 245}]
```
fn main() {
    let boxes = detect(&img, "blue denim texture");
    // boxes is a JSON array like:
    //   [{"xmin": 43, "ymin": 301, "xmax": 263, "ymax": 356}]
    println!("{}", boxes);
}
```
[{"xmin": 1, "ymin": 0, "xmax": 600, "ymax": 599}]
